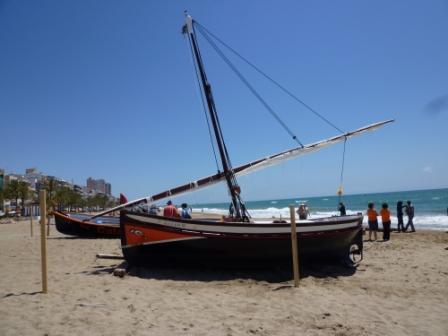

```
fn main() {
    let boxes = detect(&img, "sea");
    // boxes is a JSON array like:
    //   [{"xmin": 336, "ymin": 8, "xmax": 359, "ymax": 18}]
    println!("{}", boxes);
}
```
[{"xmin": 192, "ymin": 188, "xmax": 448, "ymax": 230}]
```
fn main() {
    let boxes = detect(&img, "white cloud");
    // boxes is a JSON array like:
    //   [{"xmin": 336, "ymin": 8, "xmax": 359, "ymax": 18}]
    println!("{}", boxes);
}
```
[{"xmin": 422, "ymin": 166, "xmax": 433, "ymax": 174}]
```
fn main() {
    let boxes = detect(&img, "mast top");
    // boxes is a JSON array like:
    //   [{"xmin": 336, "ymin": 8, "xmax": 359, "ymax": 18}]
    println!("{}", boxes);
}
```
[{"xmin": 184, "ymin": 11, "xmax": 194, "ymax": 34}]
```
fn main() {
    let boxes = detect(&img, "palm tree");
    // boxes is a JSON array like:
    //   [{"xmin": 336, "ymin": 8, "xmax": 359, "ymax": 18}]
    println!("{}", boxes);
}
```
[
  {"xmin": 54, "ymin": 186, "xmax": 70, "ymax": 211},
  {"xmin": 71, "ymin": 189, "xmax": 84, "ymax": 212},
  {"xmin": 43, "ymin": 177, "xmax": 57, "ymax": 208},
  {"xmin": 18, "ymin": 181, "xmax": 30, "ymax": 216},
  {"xmin": 4, "ymin": 180, "xmax": 20, "ymax": 212},
  {"xmin": 0, "ymin": 188, "xmax": 4, "ymax": 212}
]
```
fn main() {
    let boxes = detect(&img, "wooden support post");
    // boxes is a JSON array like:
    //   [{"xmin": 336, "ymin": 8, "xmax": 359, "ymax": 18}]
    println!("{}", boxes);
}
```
[
  {"xmin": 39, "ymin": 190, "xmax": 48, "ymax": 294},
  {"xmin": 289, "ymin": 205, "xmax": 300, "ymax": 287},
  {"xmin": 30, "ymin": 206, "xmax": 34, "ymax": 237}
]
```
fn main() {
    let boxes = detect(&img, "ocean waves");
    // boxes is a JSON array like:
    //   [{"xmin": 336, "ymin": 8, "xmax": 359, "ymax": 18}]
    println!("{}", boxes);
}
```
[{"xmin": 193, "ymin": 207, "xmax": 448, "ymax": 230}]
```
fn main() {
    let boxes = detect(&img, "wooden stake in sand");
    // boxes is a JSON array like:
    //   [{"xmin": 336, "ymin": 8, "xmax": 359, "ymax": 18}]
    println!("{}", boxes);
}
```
[
  {"xmin": 96, "ymin": 253, "xmax": 124, "ymax": 260},
  {"xmin": 289, "ymin": 205, "xmax": 300, "ymax": 287},
  {"xmin": 30, "ymin": 206, "xmax": 34, "ymax": 237},
  {"xmin": 39, "ymin": 190, "xmax": 48, "ymax": 294}
]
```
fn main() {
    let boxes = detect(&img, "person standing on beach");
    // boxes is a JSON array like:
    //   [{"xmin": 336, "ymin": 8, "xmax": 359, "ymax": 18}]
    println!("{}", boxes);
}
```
[
  {"xmin": 396, "ymin": 201, "xmax": 405, "ymax": 232},
  {"xmin": 338, "ymin": 202, "xmax": 346, "ymax": 216},
  {"xmin": 149, "ymin": 204, "xmax": 159, "ymax": 215},
  {"xmin": 367, "ymin": 202, "xmax": 379, "ymax": 241},
  {"xmin": 163, "ymin": 200, "xmax": 180, "ymax": 218},
  {"xmin": 380, "ymin": 203, "xmax": 391, "ymax": 241},
  {"xmin": 404, "ymin": 200, "xmax": 416, "ymax": 232},
  {"xmin": 180, "ymin": 203, "xmax": 192, "ymax": 219},
  {"xmin": 297, "ymin": 203, "xmax": 309, "ymax": 220}
]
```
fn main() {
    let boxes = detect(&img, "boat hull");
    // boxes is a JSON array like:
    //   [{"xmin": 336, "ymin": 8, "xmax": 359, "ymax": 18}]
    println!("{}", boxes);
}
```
[
  {"xmin": 53, "ymin": 211, "xmax": 120, "ymax": 238},
  {"xmin": 120, "ymin": 211, "xmax": 363, "ymax": 265}
]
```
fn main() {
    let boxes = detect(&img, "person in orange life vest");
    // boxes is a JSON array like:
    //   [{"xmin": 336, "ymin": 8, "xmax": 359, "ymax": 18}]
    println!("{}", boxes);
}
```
[
  {"xmin": 163, "ymin": 200, "xmax": 180, "ymax": 218},
  {"xmin": 366, "ymin": 202, "xmax": 379, "ymax": 241},
  {"xmin": 380, "ymin": 203, "xmax": 391, "ymax": 241}
]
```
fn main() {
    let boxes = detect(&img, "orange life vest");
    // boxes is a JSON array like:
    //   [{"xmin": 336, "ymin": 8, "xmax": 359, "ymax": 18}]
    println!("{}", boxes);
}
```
[
  {"xmin": 380, "ymin": 208, "xmax": 391, "ymax": 222},
  {"xmin": 367, "ymin": 208, "xmax": 378, "ymax": 221}
]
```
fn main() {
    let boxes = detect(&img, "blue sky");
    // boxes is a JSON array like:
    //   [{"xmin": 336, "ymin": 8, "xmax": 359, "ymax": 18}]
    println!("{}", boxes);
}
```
[{"xmin": 1, "ymin": 0, "xmax": 447, "ymax": 203}]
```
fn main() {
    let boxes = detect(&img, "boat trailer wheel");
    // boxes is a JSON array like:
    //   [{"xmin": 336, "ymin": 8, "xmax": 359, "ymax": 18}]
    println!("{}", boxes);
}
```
[{"xmin": 349, "ymin": 244, "xmax": 363, "ymax": 264}]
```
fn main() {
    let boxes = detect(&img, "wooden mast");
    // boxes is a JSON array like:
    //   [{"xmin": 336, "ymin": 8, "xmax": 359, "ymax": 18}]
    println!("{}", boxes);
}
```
[{"xmin": 183, "ymin": 13, "xmax": 247, "ymax": 219}]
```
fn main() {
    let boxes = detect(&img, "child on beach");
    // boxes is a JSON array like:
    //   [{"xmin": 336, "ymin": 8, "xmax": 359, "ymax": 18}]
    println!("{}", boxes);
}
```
[
  {"xmin": 367, "ymin": 202, "xmax": 378, "ymax": 241},
  {"xmin": 380, "ymin": 203, "xmax": 391, "ymax": 241}
]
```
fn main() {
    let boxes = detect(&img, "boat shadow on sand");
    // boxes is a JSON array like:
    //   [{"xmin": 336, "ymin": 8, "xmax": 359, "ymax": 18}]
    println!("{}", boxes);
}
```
[{"xmin": 87, "ymin": 258, "xmax": 358, "ymax": 283}]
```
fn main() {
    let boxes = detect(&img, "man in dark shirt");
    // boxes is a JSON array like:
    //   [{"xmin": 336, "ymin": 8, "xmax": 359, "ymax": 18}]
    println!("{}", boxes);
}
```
[
  {"xmin": 404, "ymin": 200, "xmax": 415, "ymax": 232},
  {"xmin": 396, "ymin": 201, "xmax": 404, "ymax": 232},
  {"xmin": 338, "ymin": 202, "xmax": 346, "ymax": 216}
]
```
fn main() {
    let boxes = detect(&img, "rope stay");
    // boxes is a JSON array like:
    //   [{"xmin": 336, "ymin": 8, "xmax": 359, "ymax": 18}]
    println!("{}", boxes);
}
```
[
  {"xmin": 195, "ymin": 21, "xmax": 345, "ymax": 135},
  {"xmin": 185, "ymin": 32, "xmax": 221, "ymax": 173},
  {"xmin": 193, "ymin": 18, "xmax": 352, "ymax": 203},
  {"xmin": 195, "ymin": 23, "xmax": 304, "ymax": 147}
]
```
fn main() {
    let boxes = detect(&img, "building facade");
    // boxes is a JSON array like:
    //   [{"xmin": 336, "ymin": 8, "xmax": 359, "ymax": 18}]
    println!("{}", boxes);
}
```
[
  {"xmin": 105, "ymin": 183, "xmax": 111, "ymax": 196},
  {"xmin": 86, "ymin": 177, "xmax": 112, "ymax": 195}
]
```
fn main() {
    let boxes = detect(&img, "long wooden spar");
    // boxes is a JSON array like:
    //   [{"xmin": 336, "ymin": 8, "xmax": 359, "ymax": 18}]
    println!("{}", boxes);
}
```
[{"xmin": 87, "ymin": 119, "xmax": 394, "ymax": 220}]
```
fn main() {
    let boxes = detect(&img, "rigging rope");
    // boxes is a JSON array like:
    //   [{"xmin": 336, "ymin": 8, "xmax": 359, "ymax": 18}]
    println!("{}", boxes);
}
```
[
  {"xmin": 196, "ymin": 24, "xmax": 304, "ymax": 147},
  {"xmin": 195, "ymin": 21, "xmax": 345, "ymax": 134},
  {"xmin": 194, "ymin": 19, "xmax": 350, "ymax": 208},
  {"xmin": 185, "ymin": 34, "xmax": 221, "ymax": 172}
]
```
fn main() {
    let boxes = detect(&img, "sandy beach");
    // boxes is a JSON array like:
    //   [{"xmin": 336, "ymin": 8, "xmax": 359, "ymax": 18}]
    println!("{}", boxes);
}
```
[{"xmin": 1, "ymin": 219, "xmax": 447, "ymax": 336}]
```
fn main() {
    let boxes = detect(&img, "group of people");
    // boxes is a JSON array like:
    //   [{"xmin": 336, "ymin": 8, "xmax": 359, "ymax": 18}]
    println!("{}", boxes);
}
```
[
  {"xmin": 366, "ymin": 200, "xmax": 415, "ymax": 242},
  {"xmin": 156, "ymin": 200, "xmax": 417, "ymax": 238}
]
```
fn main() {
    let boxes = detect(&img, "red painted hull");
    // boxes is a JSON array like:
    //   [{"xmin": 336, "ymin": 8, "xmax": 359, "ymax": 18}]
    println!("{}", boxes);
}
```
[{"xmin": 120, "ymin": 211, "xmax": 363, "ymax": 264}]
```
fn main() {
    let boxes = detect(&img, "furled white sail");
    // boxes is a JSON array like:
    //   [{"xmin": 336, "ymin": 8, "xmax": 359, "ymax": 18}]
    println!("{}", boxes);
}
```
[{"xmin": 235, "ymin": 119, "xmax": 394, "ymax": 178}]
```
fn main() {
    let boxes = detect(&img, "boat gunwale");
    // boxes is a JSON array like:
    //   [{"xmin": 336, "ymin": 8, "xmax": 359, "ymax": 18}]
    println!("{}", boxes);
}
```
[
  {"xmin": 121, "ymin": 210, "xmax": 363, "ymax": 228},
  {"xmin": 53, "ymin": 210, "xmax": 119, "ymax": 228}
]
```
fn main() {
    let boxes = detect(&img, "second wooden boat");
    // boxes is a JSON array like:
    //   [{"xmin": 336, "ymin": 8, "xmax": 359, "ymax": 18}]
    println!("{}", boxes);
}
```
[{"xmin": 53, "ymin": 211, "xmax": 120, "ymax": 238}]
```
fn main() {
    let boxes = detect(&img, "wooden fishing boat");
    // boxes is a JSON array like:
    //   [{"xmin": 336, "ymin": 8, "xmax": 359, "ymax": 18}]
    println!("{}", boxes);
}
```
[
  {"xmin": 53, "ymin": 210, "xmax": 120, "ymax": 238},
  {"xmin": 88, "ymin": 13, "xmax": 392, "ymax": 264},
  {"xmin": 120, "ymin": 210, "xmax": 364, "ymax": 264},
  {"xmin": 53, "ymin": 194, "xmax": 129, "ymax": 238}
]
